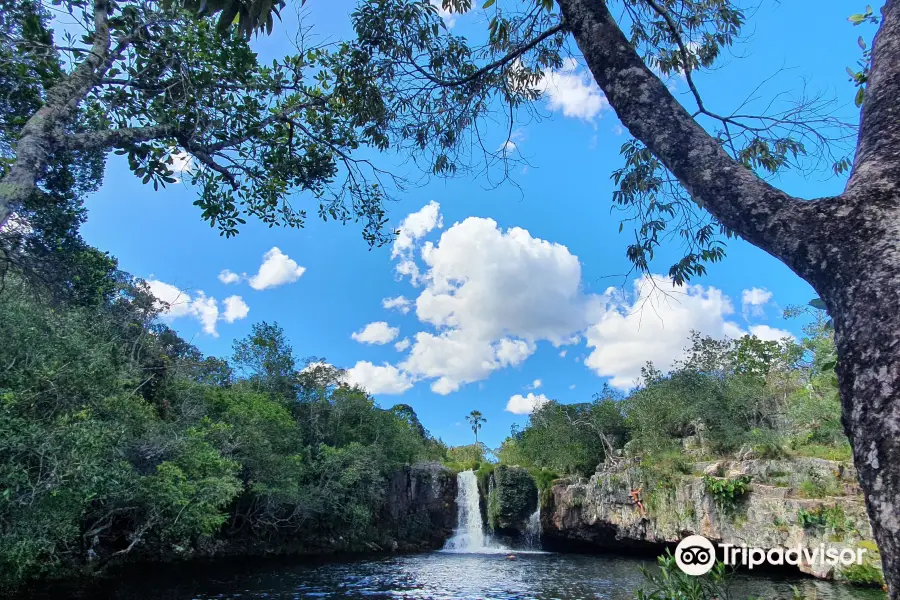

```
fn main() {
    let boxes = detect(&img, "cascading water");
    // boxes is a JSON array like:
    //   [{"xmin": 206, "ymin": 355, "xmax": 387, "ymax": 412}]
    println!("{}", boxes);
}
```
[
  {"xmin": 524, "ymin": 505, "xmax": 542, "ymax": 549},
  {"xmin": 442, "ymin": 470, "xmax": 507, "ymax": 553}
]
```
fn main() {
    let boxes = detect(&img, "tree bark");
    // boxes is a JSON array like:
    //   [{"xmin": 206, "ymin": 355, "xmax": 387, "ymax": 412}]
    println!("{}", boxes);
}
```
[
  {"xmin": 0, "ymin": 0, "xmax": 116, "ymax": 228},
  {"xmin": 556, "ymin": 0, "xmax": 900, "ymax": 594}
]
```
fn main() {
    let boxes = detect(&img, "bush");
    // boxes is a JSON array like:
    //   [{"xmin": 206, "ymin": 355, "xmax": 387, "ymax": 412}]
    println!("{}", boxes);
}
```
[
  {"xmin": 636, "ymin": 551, "xmax": 734, "ymax": 600},
  {"xmin": 840, "ymin": 563, "xmax": 886, "ymax": 588},
  {"xmin": 796, "ymin": 471, "xmax": 844, "ymax": 498},
  {"xmin": 703, "ymin": 475, "xmax": 752, "ymax": 513},
  {"xmin": 501, "ymin": 387, "xmax": 626, "ymax": 476},
  {"xmin": 796, "ymin": 504, "xmax": 850, "ymax": 534}
]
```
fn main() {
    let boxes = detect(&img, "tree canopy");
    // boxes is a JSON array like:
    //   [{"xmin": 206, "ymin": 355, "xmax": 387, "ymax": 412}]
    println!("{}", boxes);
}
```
[{"xmin": 0, "ymin": 265, "xmax": 447, "ymax": 589}]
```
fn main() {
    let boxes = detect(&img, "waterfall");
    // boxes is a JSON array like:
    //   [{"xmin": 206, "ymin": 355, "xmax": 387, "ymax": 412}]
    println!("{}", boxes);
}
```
[
  {"xmin": 524, "ymin": 505, "xmax": 542, "ymax": 549},
  {"xmin": 442, "ymin": 470, "xmax": 507, "ymax": 553}
]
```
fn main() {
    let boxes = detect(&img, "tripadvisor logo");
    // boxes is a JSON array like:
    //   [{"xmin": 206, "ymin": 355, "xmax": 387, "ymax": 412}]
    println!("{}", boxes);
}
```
[
  {"xmin": 674, "ymin": 535, "xmax": 868, "ymax": 576},
  {"xmin": 675, "ymin": 535, "xmax": 716, "ymax": 575}
]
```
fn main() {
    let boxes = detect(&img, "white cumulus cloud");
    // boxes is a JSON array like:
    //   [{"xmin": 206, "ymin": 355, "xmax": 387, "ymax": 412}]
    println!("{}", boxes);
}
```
[
  {"xmin": 506, "ymin": 392, "xmax": 550, "ymax": 415},
  {"xmin": 395, "ymin": 215, "xmax": 595, "ymax": 394},
  {"xmin": 382, "ymin": 295, "xmax": 412, "ymax": 314},
  {"xmin": 748, "ymin": 324, "xmax": 795, "ymax": 342},
  {"xmin": 146, "ymin": 279, "xmax": 195, "ymax": 319},
  {"xmin": 218, "ymin": 269, "xmax": 242, "ymax": 284},
  {"xmin": 394, "ymin": 338, "xmax": 411, "ymax": 352},
  {"xmin": 413, "ymin": 216, "xmax": 595, "ymax": 343},
  {"xmin": 147, "ymin": 280, "xmax": 219, "ymax": 336},
  {"xmin": 222, "ymin": 295, "xmax": 250, "ymax": 323},
  {"xmin": 536, "ymin": 58, "xmax": 609, "ymax": 121},
  {"xmin": 168, "ymin": 150, "xmax": 194, "ymax": 183},
  {"xmin": 383, "ymin": 204, "xmax": 790, "ymax": 396},
  {"xmin": 190, "ymin": 292, "xmax": 219, "ymax": 337},
  {"xmin": 401, "ymin": 330, "xmax": 535, "ymax": 395},
  {"xmin": 392, "ymin": 201, "xmax": 443, "ymax": 285},
  {"xmin": 147, "ymin": 280, "xmax": 250, "ymax": 337},
  {"xmin": 742, "ymin": 287, "xmax": 774, "ymax": 319},
  {"xmin": 345, "ymin": 361, "xmax": 414, "ymax": 395},
  {"xmin": 584, "ymin": 275, "xmax": 745, "ymax": 390},
  {"xmin": 248, "ymin": 247, "xmax": 306, "ymax": 290},
  {"xmin": 351, "ymin": 321, "xmax": 400, "ymax": 345}
]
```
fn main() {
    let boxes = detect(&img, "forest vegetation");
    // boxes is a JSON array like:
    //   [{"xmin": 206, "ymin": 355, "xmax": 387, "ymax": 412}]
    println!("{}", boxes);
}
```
[
  {"xmin": 491, "ymin": 313, "xmax": 848, "ymax": 481},
  {"xmin": 0, "ymin": 267, "xmax": 447, "ymax": 590}
]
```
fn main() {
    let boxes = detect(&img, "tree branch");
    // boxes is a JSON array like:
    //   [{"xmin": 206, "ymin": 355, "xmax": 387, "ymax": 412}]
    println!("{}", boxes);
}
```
[
  {"xmin": 415, "ymin": 22, "xmax": 566, "ymax": 88},
  {"xmin": 555, "ymin": 0, "xmax": 820, "ymax": 279},
  {"xmin": 0, "ymin": 0, "xmax": 121, "ymax": 227},
  {"xmin": 61, "ymin": 125, "xmax": 174, "ymax": 152}
]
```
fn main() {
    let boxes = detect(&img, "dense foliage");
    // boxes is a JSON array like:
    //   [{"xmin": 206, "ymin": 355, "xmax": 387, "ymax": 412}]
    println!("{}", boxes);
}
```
[
  {"xmin": 498, "ymin": 313, "xmax": 847, "ymax": 477},
  {"xmin": 0, "ymin": 270, "xmax": 446, "ymax": 590}
]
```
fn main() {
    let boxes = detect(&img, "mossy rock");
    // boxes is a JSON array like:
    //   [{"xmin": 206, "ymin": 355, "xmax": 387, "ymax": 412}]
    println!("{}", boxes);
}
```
[{"xmin": 489, "ymin": 465, "xmax": 538, "ymax": 533}]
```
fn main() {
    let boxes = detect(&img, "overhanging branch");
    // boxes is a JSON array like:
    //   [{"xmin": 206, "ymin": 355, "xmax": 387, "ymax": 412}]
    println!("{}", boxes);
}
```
[
  {"xmin": 555, "ymin": 0, "xmax": 819, "ymax": 276},
  {"xmin": 61, "ymin": 125, "xmax": 175, "ymax": 152}
]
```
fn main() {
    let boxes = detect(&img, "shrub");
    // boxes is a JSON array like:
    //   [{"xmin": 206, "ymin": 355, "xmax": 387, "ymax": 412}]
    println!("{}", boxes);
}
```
[
  {"xmin": 796, "ymin": 504, "xmax": 851, "ymax": 534},
  {"xmin": 703, "ymin": 475, "xmax": 752, "ymax": 513},
  {"xmin": 636, "ymin": 551, "xmax": 734, "ymax": 600},
  {"xmin": 796, "ymin": 471, "xmax": 844, "ymax": 498},
  {"xmin": 840, "ymin": 563, "xmax": 886, "ymax": 588},
  {"xmin": 791, "ymin": 443, "xmax": 853, "ymax": 462}
]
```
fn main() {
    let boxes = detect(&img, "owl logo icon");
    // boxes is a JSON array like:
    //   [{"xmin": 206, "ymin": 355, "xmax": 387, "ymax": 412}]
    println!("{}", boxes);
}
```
[{"xmin": 675, "ymin": 535, "xmax": 716, "ymax": 575}]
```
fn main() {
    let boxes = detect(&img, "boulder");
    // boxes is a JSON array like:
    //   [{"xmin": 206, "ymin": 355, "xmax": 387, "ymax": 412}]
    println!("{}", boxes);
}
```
[{"xmin": 488, "ymin": 465, "xmax": 539, "ymax": 536}]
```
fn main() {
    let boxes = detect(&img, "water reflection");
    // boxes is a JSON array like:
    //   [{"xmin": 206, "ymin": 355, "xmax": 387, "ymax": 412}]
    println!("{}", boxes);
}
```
[{"xmin": 41, "ymin": 552, "xmax": 885, "ymax": 600}]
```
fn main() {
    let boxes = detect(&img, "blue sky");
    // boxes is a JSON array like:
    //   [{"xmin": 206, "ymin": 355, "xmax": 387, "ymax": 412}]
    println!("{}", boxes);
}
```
[{"xmin": 79, "ymin": 0, "xmax": 871, "ymax": 449}]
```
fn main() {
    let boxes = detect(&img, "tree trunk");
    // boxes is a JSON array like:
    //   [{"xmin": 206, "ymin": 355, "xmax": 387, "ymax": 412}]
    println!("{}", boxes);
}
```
[
  {"xmin": 0, "ymin": 0, "xmax": 114, "ymax": 228},
  {"xmin": 832, "ymin": 299, "xmax": 900, "ymax": 593},
  {"xmin": 811, "ymin": 206, "xmax": 900, "ymax": 595}
]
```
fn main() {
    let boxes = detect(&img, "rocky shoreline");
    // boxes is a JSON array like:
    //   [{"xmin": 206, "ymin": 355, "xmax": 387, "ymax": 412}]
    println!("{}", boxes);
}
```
[{"xmin": 537, "ymin": 458, "xmax": 884, "ymax": 584}]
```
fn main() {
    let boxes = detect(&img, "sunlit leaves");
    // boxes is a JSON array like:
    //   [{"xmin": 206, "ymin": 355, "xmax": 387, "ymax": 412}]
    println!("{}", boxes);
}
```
[
  {"xmin": 41, "ymin": 4, "xmax": 401, "ymax": 245},
  {"xmin": 848, "ymin": 5, "xmax": 878, "ymax": 26},
  {"xmin": 611, "ymin": 139, "xmax": 728, "ymax": 285},
  {"xmin": 627, "ymin": 0, "xmax": 745, "ymax": 79},
  {"xmin": 737, "ymin": 137, "xmax": 805, "ymax": 174},
  {"xmin": 348, "ymin": 0, "xmax": 564, "ymax": 187},
  {"xmin": 176, "ymin": 0, "xmax": 291, "ymax": 38},
  {"xmin": 846, "ymin": 6, "xmax": 880, "ymax": 107}
]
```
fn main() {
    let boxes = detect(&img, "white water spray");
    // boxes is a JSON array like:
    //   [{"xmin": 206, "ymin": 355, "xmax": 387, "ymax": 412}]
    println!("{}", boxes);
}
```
[
  {"xmin": 525, "ymin": 505, "xmax": 542, "ymax": 549},
  {"xmin": 442, "ymin": 471, "xmax": 507, "ymax": 553}
]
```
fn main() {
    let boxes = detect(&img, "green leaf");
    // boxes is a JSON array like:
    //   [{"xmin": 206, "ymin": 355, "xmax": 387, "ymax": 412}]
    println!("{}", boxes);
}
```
[
  {"xmin": 483, "ymin": 0, "xmax": 495, "ymax": 6},
  {"xmin": 855, "ymin": 87, "xmax": 865, "ymax": 107}
]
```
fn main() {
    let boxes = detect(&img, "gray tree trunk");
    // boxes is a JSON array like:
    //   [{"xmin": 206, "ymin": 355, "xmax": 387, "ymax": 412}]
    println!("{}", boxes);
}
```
[
  {"xmin": 0, "ymin": 0, "xmax": 115, "ymax": 228},
  {"xmin": 557, "ymin": 0, "xmax": 900, "ymax": 595}
]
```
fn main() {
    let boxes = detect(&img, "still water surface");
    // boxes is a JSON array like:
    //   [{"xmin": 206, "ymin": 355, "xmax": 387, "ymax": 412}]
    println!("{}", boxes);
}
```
[{"xmin": 49, "ymin": 551, "xmax": 885, "ymax": 600}]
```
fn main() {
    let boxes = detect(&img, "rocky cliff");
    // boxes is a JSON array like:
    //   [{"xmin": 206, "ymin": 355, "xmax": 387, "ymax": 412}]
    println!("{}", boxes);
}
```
[
  {"xmin": 542, "ymin": 458, "xmax": 884, "ymax": 585},
  {"xmin": 380, "ymin": 461, "xmax": 458, "ymax": 550},
  {"xmin": 486, "ymin": 465, "xmax": 538, "ymax": 542},
  {"xmin": 202, "ymin": 461, "xmax": 457, "ymax": 558}
]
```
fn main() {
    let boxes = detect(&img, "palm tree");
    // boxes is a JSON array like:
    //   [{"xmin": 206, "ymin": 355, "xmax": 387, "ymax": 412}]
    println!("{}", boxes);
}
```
[{"xmin": 466, "ymin": 410, "xmax": 486, "ymax": 446}]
